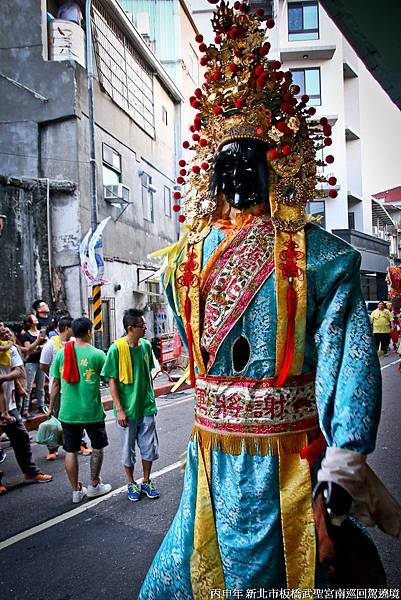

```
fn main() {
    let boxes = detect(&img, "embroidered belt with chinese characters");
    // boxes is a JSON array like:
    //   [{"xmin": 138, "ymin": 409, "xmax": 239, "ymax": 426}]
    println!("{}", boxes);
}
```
[{"xmin": 192, "ymin": 372, "xmax": 318, "ymax": 457}]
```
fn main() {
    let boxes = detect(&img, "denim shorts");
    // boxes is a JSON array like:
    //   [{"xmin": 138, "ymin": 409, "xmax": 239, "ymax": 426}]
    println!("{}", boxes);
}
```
[{"xmin": 117, "ymin": 415, "xmax": 159, "ymax": 467}]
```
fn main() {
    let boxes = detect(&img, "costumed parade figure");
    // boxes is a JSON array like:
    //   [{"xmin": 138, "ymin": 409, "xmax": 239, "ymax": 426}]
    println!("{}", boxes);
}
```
[{"xmin": 139, "ymin": 2, "xmax": 401, "ymax": 596}]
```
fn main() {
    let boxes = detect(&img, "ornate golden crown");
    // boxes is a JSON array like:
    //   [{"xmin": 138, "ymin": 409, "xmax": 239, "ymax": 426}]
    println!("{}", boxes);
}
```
[{"xmin": 172, "ymin": 0, "xmax": 337, "ymax": 230}]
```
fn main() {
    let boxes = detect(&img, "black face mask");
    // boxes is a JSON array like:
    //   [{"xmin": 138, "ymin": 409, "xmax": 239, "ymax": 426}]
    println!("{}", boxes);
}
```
[{"xmin": 209, "ymin": 139, "xmax": 269, "ymax": 210}]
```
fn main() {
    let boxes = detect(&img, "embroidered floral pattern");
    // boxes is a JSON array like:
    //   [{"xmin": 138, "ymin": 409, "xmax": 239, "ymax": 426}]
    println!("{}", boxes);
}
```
[{"xmin": 201, "ymin": 218, "xmax": 274, "ymax": 370}]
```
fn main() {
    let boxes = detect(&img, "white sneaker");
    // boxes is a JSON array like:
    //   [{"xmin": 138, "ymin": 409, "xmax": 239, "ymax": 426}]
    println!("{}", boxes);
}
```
[
  {"xmin": 72, "ymin": 483, "xmax": 87, "ymax": 504},
  {"xmin": 87, "ymin": 477, "xmax": 112, "ymax": 498}
]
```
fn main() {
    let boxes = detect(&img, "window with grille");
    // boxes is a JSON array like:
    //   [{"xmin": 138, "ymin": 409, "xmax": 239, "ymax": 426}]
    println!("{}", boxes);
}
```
[
  {"xmin": 92, "ymin": 1, "xmax": 155, "ymax": 138},
  {"xmin": 164, "ymin": 186, "xmax": 172, "ymax": 217},
  {"xmin": 291, "ymin": 68, "xmax": 321, "ymax": 105},
  {"xmin": 288, "ymin": 1, "xmax": 319, "ymax": 41},
  {"xmin": 142, "ymin": 172, "xmax": 154, "ymax": 222}
]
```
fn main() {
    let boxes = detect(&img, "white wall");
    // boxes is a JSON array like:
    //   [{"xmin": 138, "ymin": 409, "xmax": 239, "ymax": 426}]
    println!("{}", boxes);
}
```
[{"xmin": 358, "ymin": 61, "xmax": 401, "ymax": 198}]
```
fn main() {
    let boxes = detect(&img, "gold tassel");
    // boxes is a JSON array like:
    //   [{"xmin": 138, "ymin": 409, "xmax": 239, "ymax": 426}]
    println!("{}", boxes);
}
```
[{"xmin": 191, "ymin": 425, "xmax": 317, "ymax": 457}]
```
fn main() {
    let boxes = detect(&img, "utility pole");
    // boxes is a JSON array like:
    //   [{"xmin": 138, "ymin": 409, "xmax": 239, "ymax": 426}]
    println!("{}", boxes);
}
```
[{"xmin": 85, "ymin": 0, "xmax": 103, "ymax": 348}]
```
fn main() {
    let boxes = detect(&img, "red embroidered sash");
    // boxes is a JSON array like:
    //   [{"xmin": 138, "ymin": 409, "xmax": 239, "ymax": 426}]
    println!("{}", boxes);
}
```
[{"xmin": 201, "ymin": 217, "xmax": 275, "ymax": 371}]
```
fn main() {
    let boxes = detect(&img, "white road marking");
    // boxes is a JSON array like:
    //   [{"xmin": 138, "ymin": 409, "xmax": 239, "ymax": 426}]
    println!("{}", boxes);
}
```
[
  {"xmin": 381, "ymin": 358, "xmax": 401, "ymax": 371},
  {"xmin": 0, "ymin": 460, "xmax": 182, "ymax": 551}
]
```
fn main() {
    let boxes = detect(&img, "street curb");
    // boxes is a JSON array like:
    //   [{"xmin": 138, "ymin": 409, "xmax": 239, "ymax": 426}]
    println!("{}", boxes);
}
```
[{"xmin": 23, "ymin": 381, "xmax": 191, "ymax": 432}]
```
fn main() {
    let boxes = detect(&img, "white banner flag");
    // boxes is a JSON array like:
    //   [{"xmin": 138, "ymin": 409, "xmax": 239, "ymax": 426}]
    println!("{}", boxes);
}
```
[{"xmin": 79, "ymin": 217, "xmax": 111, "ymax": 285}]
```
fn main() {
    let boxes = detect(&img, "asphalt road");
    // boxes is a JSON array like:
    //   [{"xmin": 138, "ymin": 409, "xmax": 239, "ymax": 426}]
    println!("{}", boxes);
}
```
[{"xmin": 0, "ymin": 355, "xmax": 400, "ymax": 599}]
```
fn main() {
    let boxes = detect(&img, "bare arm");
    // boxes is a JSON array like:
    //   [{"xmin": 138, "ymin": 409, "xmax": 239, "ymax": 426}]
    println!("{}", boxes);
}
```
[
  {"xmin": 0, "ymin": 365, "xmax": 25, "ymax": 384},
  {"xmin": 39, "ymin": 363, "xmax": 50, "ymax": 375},
  {"xmin": 23, "ymin": 337, "xmax": 42, "ymax": 354},
  {"xmin": 109, "ymin": 377, "xmax": 127, "ymax": 427}
]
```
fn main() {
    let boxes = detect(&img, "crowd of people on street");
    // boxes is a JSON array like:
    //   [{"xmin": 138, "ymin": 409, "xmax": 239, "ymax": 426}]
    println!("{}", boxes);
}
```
[
  {"xmin": 0, "ymin": 297, "xmax": 400, "ymax": 500},
  {"xmin": 0, "ymin": 301, "xmax": 160, "ymax": 503}
]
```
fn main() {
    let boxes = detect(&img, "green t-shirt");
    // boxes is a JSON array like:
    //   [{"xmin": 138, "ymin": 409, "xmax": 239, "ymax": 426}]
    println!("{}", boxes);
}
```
[
  {"xmin": 50, "ymin": 345, "xmax": 106, "ymax": 424},
  {"xmin": 101, "ymin": 338, "xmax": 156, "ymax": 420}
]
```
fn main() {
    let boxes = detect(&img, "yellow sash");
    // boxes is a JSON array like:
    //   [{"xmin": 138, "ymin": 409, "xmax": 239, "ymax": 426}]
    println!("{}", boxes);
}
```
[
  {"xmin": 0, "ymin": 341, "xmax": 11, "ymax": 366},
  {"xmin": 114, "ymin": 337, "xmax": 134, "ymax": 384},
  {"xmin": 51, "ymin": 335, "xmax": 63, "ymax": 351}
]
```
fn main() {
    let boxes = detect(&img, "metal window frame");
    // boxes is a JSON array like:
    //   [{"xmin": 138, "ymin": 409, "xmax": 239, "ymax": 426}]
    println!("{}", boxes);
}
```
[
  {"xmin": 290, "ymin": 67, "xmax": 322, "ymax": 105},
  {"xmin": 102, "ymin": 143, "xmax": 122, "ymax": 174},
  {"xmin": 288, "ymin": 1, "xmax": 319, "ymax": 40}
]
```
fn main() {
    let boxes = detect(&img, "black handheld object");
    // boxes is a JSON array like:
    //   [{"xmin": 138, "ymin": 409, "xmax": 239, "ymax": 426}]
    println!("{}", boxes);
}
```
[{"xmin": 313, "ymin": 481, "xmax": 352, "ymax": 517}]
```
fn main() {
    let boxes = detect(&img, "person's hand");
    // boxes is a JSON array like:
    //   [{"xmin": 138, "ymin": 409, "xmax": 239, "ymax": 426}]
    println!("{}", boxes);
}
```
[
  {"xmin": 117, "ymin": 408, "xmax": 128, "ymax": 428},
  {"xmin": 47, "ymin": 409, "xmax": 53, "ymax": 419}
]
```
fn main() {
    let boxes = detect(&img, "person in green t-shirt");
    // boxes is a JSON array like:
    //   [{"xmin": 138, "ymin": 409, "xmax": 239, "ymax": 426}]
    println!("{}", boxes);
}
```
[
  {"xmin": 49, "ymin": 317, "xmax": 112, "ymax": 504},
  {"xmin": 101, "ymin": 308, "xmax": 159, "ymax": 503}
]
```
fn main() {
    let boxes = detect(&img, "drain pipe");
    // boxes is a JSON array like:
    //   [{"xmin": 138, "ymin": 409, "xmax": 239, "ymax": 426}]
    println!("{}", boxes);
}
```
[
  {"xmin": 86, "ymin": 0, "xmax": 98, "ymax": 235},
  {"xmin": 44, "ymin": 177, "xmax": 53, "ymax": 300},
  {"xmin": 85, "ymin": 0, "xmax": 103, "ymax": 348}
]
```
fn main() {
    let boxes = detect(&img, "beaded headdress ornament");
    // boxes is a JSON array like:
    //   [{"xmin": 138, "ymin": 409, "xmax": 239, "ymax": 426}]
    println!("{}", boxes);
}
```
[
  {"xmin": 171, "ymin": 0, "xmax": 337, "ymax": 387},
  {"xmin": 173, "ymin": 0, "xmax": 337, "ymax": 231}
]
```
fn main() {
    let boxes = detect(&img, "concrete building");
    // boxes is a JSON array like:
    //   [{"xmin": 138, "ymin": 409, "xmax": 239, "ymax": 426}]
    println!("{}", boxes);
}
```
[
  {"xmin": 0, "ymin": 0, "xmax": 184, "ymax": 343},
  {"xmin": 191, "ymin": 0, "xmax": 401, "ymax": 300}
]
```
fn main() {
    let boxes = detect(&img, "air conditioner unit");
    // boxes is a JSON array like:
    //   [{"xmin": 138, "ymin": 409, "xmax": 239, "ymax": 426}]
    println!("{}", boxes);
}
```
[{"xmin": 104, "ymin": 184, "xmax": 131, "ymax": 204}]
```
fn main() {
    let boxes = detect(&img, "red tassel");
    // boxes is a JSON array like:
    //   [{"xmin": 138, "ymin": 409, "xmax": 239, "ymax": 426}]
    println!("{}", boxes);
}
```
[
  {"xmin": 184, "ymin": 294, "xmax": 196, "ymax": 387},
  {"xmin": 275, "ymin": 281, "xmax": 297, "ymax": 387},
  {"xmin": 300, "ymin": 433, "xmax": 327, "ymax": 465}
]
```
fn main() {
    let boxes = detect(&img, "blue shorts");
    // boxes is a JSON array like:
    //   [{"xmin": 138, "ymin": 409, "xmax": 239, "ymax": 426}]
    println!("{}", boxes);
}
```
[{"xmin": 117, "ymin": 415, "xmax": 159, "ymax": 467}]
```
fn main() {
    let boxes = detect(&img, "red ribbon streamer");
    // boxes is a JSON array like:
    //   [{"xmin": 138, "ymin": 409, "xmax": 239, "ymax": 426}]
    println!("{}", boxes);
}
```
[
  {"xmin": 275, "ymin": 281, "xmax": 297, "ymax": 387},
  {"xmin": 184, "ymin": 294, "xmax": 196, "ymax": 388}
]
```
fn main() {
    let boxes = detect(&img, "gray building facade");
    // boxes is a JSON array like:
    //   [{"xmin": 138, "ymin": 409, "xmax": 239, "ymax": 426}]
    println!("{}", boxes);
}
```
[{"xmin": 0, "ymin": 0, "xmax": 183, "ymax": 342}]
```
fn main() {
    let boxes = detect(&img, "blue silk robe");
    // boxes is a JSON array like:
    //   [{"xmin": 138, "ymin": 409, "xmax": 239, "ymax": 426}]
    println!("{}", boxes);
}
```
[{"xmin": 138, "ymin": 224, "xmax": 381, "ymax": 598}]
